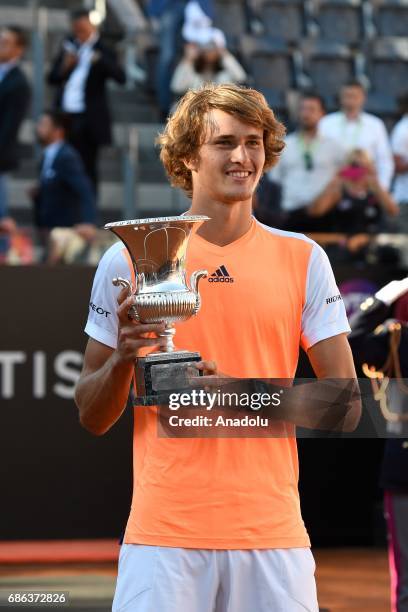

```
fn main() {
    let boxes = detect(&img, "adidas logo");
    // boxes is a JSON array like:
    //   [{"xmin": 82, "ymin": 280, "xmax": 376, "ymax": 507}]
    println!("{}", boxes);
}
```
[{"xmin": 208, "ymin": 265, "xmax": 234, "ymax": 283}]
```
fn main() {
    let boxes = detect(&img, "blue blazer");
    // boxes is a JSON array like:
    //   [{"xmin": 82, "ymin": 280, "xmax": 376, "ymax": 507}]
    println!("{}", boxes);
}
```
[
  {"xmin": 35, "ymin": 142, "xmax": 96, "ymax": 229},
  {"xmin": 48, "ymin": 38, "xmax": 125, "ymax": 146},
  {"xmin": 0, "ymin": 65, "xmax": 30, "ymax": 172}
]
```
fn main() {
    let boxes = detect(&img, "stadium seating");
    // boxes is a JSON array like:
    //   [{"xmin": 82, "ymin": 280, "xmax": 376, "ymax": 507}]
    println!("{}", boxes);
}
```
[
  {"xmin": 301, "ymin": 40, "xmax": 356, "ymax": 102},
  {"xmin": 262, "ymin": 0, "xmax": 305, "ymax": 43},
  {"xmin": 3, "ymin": 0, "xmax": 408, "ymax": 224},
  {"xmin": 314, "ymin": 0, "xmax": 363, "ymax": 45},
  {"xmin": 214, "ymin": 0, "xmax": 248, "ymax": 47},
  {"xmin": 369, "ymin": 37, "xmax": 408, "ymax": 98},
  {"xmin": 241, "ymin": 36, "xmax": 294, "ymax": 93},
  {"xmin": 375, "ymin": 0, "xmax": 408, "ymax": 37}
]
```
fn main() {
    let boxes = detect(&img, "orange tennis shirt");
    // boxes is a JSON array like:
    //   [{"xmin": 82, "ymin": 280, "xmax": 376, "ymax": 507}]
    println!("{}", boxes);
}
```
[{"xmin": 85, "ymin": 219, "xmax": 350, "ymax": 549}]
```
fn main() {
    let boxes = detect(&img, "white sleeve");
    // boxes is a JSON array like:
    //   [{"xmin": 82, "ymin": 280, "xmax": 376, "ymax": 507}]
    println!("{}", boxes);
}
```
[
  {"xmin": 170, "ymin": 61, "xmax": 198, "ymax": 94},
  {"xmin": 391, "ymin": 122, "xmax": 408, "ymax": 157},
  {"xmin": 318, "ymin": 114, "xmax": 335, "ymax": 138},
  {"xmin": 84, "ymin": 242, "xmax": 131, "ymax": 349},
  {"xmin": 373, "ymin": 119, "xmax": 394, "ymax": 189},
  {"xmin": 301, "ymin": 243, "xmax": 351, "ymax": 351}
]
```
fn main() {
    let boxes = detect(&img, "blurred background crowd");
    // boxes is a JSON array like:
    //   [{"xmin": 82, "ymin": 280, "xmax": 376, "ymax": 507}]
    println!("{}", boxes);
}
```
[{"xmin": 0, "ymin": 0, "xmax": 408, "ymax": 266}]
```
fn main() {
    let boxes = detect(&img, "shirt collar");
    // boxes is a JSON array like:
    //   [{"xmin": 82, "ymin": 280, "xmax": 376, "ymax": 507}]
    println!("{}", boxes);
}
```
[
  {"xmin": 0, "ymin": 59, "xmax": 18, "ymax": 80},
  {"xmin": 341, "ymin": 111, "xmax": 363, "ymax": 123},
  {"xmin": 44, "ymin": 140, "xmax": 64, "ymax": 158}
]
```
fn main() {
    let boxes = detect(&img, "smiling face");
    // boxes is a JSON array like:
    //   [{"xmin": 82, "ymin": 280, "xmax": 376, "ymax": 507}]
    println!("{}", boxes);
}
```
[{"xmin": 187, "ymin": 109, "xmax": 265, "ymax": 205}]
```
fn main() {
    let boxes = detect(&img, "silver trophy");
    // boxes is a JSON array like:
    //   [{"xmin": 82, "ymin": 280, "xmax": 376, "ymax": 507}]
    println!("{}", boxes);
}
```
[{"xmin": 105, "ymin": 216, "xmax": 209, "ymax": 402}]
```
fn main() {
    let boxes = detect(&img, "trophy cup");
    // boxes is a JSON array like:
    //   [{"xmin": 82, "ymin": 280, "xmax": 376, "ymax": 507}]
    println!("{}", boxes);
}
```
[{"xmin": 105, "ymin": 216, "xmax": 209, "ymax": 403}]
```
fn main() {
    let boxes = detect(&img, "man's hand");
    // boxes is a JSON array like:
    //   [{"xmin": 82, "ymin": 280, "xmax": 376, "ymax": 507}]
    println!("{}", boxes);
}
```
[
  {"xmin": 115, "ymin": 287, "xmax": 168, "ymax": 363},
  {"xmin": 62, "ymin": 51, "xmax": 78, "ymax": 74},
  {"xmin": 187, "ymin": 360, "xmax": 235, "ymax": 391},
  {"xmin": 194, "ymin": 360, "xmax": 218, "ymax": 376}
]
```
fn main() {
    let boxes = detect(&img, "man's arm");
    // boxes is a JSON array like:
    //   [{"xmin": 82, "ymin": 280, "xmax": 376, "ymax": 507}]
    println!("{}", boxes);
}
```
[
  {"xmin": 308, "ymin": 333, "xmax": 361, "ymax": 430},
  {"xmin": 308, "ymin": 332, "xmax": 356, "ymax": 378},
  {"xmin": 47, "ymin": 48, "xmax": 76, "ymax": 85},
  {"xmin": 294, "ymin": 243, "xmax": 361, "ymax": 431},
  {"xmin": 96, "ymin": 45, "xmax": 126, "ymax": 85},
  {"xmin": 75, "ymin": 289, "xmax": 167, "ymax": 435},
  {"xmin": 270, "ymin": 334, "xmax": 361, "ymax": 433},
  {"xmin": 74, "ymin": 338, "xmax": 131, "ymax": 435}
]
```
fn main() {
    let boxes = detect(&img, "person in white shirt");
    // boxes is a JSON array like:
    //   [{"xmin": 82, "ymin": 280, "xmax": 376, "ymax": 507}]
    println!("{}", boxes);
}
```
[
  {"xmin": 48, "ymin": 9, "xmax": 126, "ymax": 193},
  {"xmin": 391, "ymin": 92, "xmax": 408, "ymax": 232},
  {"xmin": 171, "ymin": 27, "xmax": 246, "ymax": 99},
  {"xmin": 268, "ymin": 92, "xmax": 343, "ymax": 231},
  {"xmin": 319, "ymin": 80, "xmax": 394, "ymax": 190}
]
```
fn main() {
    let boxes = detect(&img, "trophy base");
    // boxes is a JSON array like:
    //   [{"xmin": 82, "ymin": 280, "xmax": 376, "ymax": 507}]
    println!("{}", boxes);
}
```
[{"xmin": 134, "ymin": 351, "xmax": 202, "ymax": 405}]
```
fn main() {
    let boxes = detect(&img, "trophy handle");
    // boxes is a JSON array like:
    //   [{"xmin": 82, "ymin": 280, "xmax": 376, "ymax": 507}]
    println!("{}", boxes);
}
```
[
  {"xmin": 112, "ymin": 276, "xmax": 140, "ymax": 321},
  {"xmin": 189, "ymin": 269, "xmax": 207, "ymax": 314}
]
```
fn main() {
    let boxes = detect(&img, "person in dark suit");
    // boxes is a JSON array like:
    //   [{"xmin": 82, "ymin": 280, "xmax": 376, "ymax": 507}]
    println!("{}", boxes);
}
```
[
  {"xmin": 31, "ymin": 110, "xmax": 97, "ymax": 258},
  {"xmin": 349, "ymin": 279, "xmax": 408, "ymax": 612},
  {"xmin": 0, "ymin": 25, "xmax": 30, "ymax": 259},
  {"xmin": 48, "ymin": 9, "xmax": 126, "ymax": 192}
]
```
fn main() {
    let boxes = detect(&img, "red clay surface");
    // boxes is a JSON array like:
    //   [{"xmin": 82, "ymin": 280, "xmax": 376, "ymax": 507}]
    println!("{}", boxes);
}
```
[{"xmin": 0, "ymin": 540, "xmax": 119, "ymax": 564}]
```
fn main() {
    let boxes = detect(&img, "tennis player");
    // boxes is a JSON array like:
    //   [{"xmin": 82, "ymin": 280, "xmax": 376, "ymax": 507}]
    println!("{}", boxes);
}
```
[{"xmin": 75, "ymin": 84, "xmax": 359, "ymax": 611}]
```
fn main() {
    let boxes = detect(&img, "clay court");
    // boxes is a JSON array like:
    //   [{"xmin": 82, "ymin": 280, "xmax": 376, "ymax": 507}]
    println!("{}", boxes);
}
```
[{"xmin": 0, "ymin": 542, "xmax": 391, "ymax": 611}]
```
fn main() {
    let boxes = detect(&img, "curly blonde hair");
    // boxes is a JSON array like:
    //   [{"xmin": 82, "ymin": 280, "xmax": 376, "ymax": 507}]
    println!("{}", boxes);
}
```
[{"xmin": 157, "ymin": 83, "xmax": 286, "ymax": 198}]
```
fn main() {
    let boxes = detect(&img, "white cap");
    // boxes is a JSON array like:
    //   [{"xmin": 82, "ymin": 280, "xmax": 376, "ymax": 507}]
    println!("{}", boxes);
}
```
[
  {"xmin": 183, "ymin": 24, "xmax": 226, "ymax": 49},
  {"xmin": 182, "ymin": 1, "xmax": 226, "ymax": 48},
  {"xmin": 184, "ymin": 1, "xmax": 212, "ymax": 30}
]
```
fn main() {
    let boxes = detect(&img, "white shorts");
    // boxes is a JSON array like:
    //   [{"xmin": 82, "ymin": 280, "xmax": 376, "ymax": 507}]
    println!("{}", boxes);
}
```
[{"xmin": 112, "ymin": 545, "xmax": 318, "ymax": 612}]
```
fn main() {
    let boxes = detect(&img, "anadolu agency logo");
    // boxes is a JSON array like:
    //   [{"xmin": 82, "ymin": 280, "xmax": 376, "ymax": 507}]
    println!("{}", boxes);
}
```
[{"xmin": 208, "ymin": 265, "xmax": 234, "ymax": 283}]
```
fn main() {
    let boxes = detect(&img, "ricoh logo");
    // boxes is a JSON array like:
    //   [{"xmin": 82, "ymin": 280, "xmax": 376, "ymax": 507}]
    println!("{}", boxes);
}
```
[
  {"xmin": 326, "ymin": 294, "xmax": 342, "ymax": 305},
  {"xmin": 0, "ymin": 351, "xmax": 83, "ymax": 400}
]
